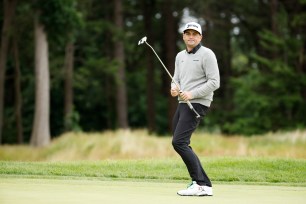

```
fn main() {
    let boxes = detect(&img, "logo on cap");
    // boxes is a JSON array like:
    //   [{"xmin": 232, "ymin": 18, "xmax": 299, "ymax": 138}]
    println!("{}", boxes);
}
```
[{"xmin": 187, "ymin": 24, "xmax": 198, "ymax": 29}]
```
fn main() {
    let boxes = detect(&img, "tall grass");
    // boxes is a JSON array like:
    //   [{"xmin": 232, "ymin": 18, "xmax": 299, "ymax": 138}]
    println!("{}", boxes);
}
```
[{"xmin": 0, "ymin": 129, "xmax": 305, "ymax": 161}]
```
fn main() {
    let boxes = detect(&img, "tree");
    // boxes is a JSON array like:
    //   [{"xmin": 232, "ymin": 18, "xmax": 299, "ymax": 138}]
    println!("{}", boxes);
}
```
[
  {"xmin": 0, "ymin": 0, "xmax": 17, "ymax": 144},
  {"xmin": 13, "ymin": 32, "xmax": 23, "ymax": 143},
  {"xmin": 30, "ymin": 14, "xmax": 51, "ymax": 146},
  {"xmin": 31, "ymin": 0, "xmax": 82, "ymax": 146},
  {"xmin": 63, "ymin": 41, "xmax": 75, "ymax": 131},
  {"xmin": 114, "ymin": 0, "xmax": 128, "ymax": 129},
  {"xmin": 162, "ymin": 0, "xmax": 180, "ymax": 131},
  {"xmin": 62, "ymin": 2, "xmax": 83, "ymax": 132},
  {"xmin": 143, "ymin": 0, "xmax": 156, "ymax": 133}
]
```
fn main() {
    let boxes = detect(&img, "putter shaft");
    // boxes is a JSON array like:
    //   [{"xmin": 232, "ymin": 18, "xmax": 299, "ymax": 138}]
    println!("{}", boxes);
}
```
[{"xmin": 140, "ymin": 38, "xmax": 200, "ymax": 119}]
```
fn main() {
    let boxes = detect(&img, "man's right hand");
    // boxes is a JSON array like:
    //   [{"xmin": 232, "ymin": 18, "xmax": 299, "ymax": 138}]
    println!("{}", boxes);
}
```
[{"xmin": 170, "ymin": 87, "xmax": 180, "ymax": 97}]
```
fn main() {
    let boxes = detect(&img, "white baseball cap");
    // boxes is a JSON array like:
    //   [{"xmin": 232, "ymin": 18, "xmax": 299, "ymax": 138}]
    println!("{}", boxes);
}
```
[{"xmin": 182, "ymin": 22, "xmax": 202, "ymax": 35}]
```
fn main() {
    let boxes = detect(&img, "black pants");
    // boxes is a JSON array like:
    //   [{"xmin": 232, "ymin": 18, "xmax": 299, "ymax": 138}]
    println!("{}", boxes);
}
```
[{"xmin": 172, "ymin": 103, "xmax": 212, "ymax": 187}]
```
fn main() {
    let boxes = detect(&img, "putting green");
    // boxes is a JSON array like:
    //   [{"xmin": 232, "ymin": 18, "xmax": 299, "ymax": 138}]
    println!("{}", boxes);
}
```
[{"xmin": 0, "ymin": 177, "xmax": 305, "ymax": 204}]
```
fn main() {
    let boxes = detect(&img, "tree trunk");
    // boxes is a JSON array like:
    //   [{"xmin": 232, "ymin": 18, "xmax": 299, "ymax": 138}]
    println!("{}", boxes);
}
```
[
  {"xmin": 162, "ymin": 0, "xmax": 177, "ymax": 132},
  {"xmin": 270, "ymin": 0, "xmax": 278, "ymax": 60},
  {"xmin": 143, "ymin": 0, "xmax": 156, "ymax": 133},
  {"xmin": 30, "ymin": 15, "xmax": 50, "ymax": 147},
  {"xmin": 13, "ymin": 36, "xmax": 23, "ymax": 144},
  {"xmin": 64, "ymin": 41, "xmax": 74, "ymax": 131},
  {"xmin": 114, "ymin": 0, "xmax": 128, "ymax": 129},
  {"xmin": 0, "ymin": 0, "xmax": 17, "ymax": 144},
  {"xmin": 270, "ymin": 0, "xmax": 278, "ymax": 35}
]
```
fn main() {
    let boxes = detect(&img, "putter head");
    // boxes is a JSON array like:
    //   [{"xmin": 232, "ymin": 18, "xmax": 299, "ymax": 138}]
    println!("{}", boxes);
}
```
[{"xmin": 138, "ymin": 36, "xmax": 147, "ymax": 45}]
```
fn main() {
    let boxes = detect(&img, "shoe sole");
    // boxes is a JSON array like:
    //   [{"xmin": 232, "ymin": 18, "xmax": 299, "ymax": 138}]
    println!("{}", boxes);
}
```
[{"xmin": 177, "ymin": 193, "xmax": 213, "ymax": 196}]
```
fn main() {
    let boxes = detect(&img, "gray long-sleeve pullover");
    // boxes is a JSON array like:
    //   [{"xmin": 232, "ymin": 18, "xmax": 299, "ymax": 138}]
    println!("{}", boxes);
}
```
[{"xmin": 172, "ymin": 45, "xmax": 220, "ymax": 107}]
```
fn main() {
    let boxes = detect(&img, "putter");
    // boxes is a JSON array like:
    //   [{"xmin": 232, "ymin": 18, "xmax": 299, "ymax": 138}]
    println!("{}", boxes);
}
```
[{"xmin": 138, "ymin": 36, "xmax": 200, "ymax": 118}]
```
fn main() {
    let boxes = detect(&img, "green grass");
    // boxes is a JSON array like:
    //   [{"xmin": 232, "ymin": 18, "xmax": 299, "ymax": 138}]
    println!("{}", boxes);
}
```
[{"xmin": 1, "ymin": 157, "xmax": 305, "ymax": 186}]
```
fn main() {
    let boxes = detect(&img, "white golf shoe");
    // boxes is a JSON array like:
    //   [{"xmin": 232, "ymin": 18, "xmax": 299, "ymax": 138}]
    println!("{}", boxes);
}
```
[{"xmin": 177, "ymin": 181, "xmax": 213, "ymax": 196}]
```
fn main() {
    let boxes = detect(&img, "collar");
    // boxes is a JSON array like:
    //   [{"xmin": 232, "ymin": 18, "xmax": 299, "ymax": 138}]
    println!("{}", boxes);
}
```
[{"xmin": 186, "ymin": 43, "xmax": 201, "ymax": 54}]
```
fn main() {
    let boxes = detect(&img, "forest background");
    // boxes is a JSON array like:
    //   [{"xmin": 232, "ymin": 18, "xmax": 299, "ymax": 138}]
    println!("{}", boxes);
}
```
[{"xmin": 0, "ymin": 0, "xmax": 305, "ymax": 146}]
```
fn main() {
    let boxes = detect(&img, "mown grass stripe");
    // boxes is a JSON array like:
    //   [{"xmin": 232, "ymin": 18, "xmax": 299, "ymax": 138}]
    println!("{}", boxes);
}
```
[{"xmin": 1, "ymin": 157, "xmax": 305, "ymax": 186}]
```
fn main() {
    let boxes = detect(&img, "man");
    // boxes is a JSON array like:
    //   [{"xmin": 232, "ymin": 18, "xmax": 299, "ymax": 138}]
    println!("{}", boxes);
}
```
[{"xmin": 170, "ymin": 22, "xmax": 220, "ymax": 196}]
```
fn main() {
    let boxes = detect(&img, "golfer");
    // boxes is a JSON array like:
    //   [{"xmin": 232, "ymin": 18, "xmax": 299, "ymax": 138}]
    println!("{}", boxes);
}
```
[{"xmin": 170, "ymin": 22, "xmax": 220, "ymax": 196}]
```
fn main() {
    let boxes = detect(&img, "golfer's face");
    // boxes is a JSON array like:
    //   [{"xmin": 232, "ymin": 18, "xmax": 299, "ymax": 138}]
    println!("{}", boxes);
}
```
[{"xmin": 183, "ymin": 30, "xmax": 202, "ymax": 48}]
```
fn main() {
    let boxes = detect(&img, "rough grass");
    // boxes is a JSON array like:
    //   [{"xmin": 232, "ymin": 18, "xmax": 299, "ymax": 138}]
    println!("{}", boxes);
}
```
[{"xmin": 0, "ymin": 129, "xmax": 305, "ymax": 161}]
